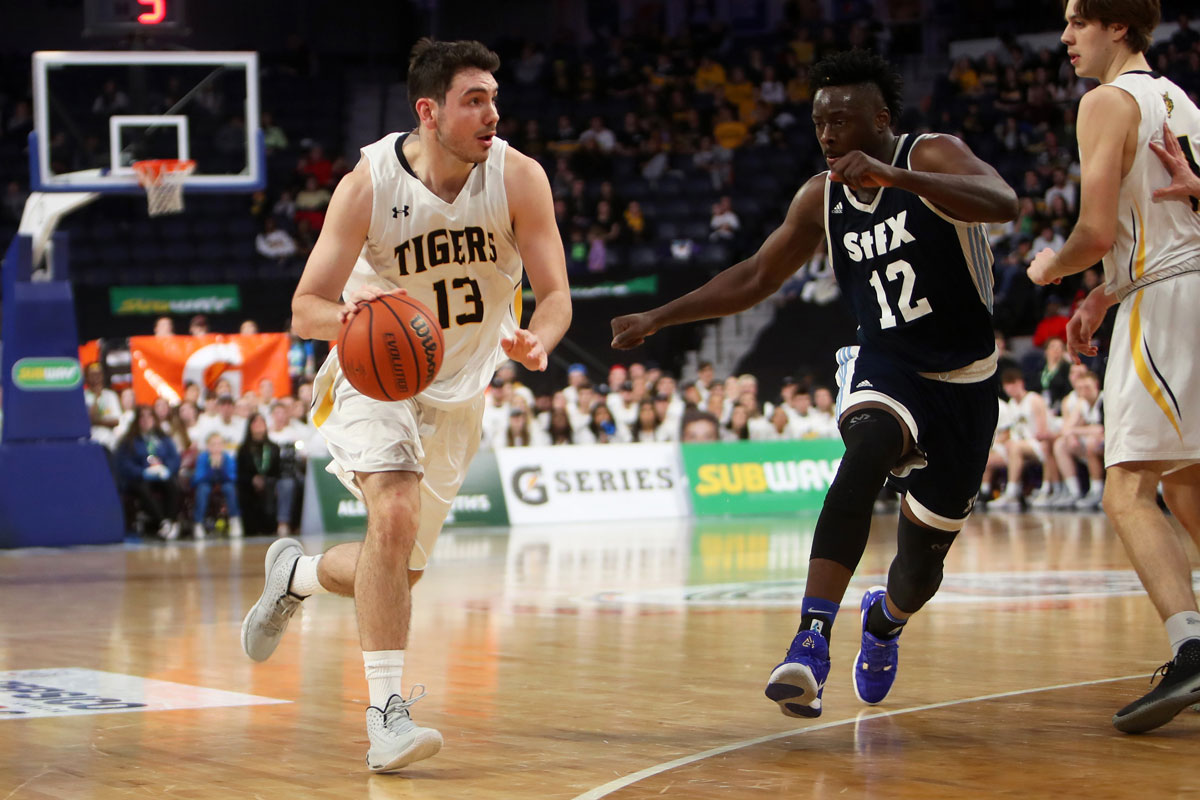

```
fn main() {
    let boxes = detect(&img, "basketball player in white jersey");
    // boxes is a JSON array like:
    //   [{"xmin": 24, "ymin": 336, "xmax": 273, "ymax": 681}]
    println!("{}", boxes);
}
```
[
  {"xmin": 239, "ymin": 39, "xmax": 571, "ymax": 770},
  {"xmin": 1027, "ymin": 0, "xmax": 1200, "ymax": 733}
]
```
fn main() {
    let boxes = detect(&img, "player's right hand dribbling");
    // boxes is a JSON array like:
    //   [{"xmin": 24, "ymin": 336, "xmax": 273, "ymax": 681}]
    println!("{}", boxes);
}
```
[
  {"xmin": 611, "ymin": 313, "xmax": 657, "ymax": 350},
  {"xmin": 338, "ymin": 286, "xmax": 407, "ymax": 325}
]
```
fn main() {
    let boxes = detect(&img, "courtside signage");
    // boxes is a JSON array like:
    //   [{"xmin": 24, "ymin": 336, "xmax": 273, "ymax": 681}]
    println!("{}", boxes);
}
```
[
  {"xmin": 12, "ymin": 357, "xmax": 82, "ymax": 390},
  {"xmin": 110, "ymin": 285, "xmax": 241, "ymax": 315},
  {"xmin": 681, "ymin": 439, "xmax": 845, "ymax": 515},
  {"xmin": 496, "ymin": 443, "xmax": 689, "ymax": 524},
  {"xmin": 0, "ymin": 668, "xmax": 288, "ymax": 719}
]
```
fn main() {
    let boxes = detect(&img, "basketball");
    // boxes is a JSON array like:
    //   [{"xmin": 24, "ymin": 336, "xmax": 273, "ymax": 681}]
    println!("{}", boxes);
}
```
[{"xmin": 337, "ymin": 293, "xmax": 444, "ymax": 402}]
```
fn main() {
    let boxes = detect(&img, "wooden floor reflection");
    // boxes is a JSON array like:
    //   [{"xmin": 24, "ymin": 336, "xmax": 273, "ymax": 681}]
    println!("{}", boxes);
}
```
[{"xmin": 2, "ymin": 510, "xmax": 1198, "ymax": 798}]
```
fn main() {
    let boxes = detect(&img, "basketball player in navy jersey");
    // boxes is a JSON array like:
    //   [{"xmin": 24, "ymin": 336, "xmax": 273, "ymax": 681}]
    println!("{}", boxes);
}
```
[{"xmin": 612, "ymin": 50, "xmax": 1017, "ymax": 718}]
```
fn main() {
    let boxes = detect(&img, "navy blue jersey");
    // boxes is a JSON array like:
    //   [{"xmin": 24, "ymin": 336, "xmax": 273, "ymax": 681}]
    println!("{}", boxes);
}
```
[{"xmin": 824, "ymin": 134, "xmax": 996, "ymax": 373}]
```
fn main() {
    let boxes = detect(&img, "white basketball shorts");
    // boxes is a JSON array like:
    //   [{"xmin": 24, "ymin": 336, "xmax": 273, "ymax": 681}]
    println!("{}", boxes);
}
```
[
  {"xmin": 1105, "ymin": 271, "xmax": 1200, "ymax": 471},
  {"xmin": 311, "ymin": 350, "xmax": 484, "ymax": 569}
]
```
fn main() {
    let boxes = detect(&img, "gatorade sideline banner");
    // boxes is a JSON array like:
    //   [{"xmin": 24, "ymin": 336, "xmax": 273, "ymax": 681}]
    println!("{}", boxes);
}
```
[
  {"xmin": 495, "ymin": 443, "xmax": 689, "ymax": 524},
  {"xmin": 305, "ymin": 450, "xmax": 509, "ymax": 534},
  {"xmin": 680, "ymin": 439, "xmax": 845, "ymax": 516},
  {"xmin": 128, "ymin": 334, "xmax": 291, "ymax": 405}
]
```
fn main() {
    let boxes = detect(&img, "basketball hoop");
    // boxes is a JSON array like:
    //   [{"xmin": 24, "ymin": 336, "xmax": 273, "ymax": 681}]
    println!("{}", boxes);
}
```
[{"xmin": 132, "ymin": 158, "xmax": 195, "ymax": 216}]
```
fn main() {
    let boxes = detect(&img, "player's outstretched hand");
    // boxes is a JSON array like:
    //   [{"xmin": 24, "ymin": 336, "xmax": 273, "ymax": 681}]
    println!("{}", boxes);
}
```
[
  {"xmin": 501, "ymin": 328, "xmax": 548, "ymax": 372},
  {"xmin": 1149, "ymin": 122, "xmax": 1200, "ymax": 203},
  {"xmin": 338, "ymin": 285, "xmax": 406, "ymax": 325},
  {"xmin": 1026, "ymin": 248, "xmax": 1061, "ymax": 286},
  {"xmin": 1065, "ymin": 305, "xmax": 1102, "ymax": 364},
  {"xmin": 611, "ymin": 312, "xmax": 658, "ymax": 350},
  {"xmin": 827, "ymin": 150, "xmax": 897, "ymax": 191}
]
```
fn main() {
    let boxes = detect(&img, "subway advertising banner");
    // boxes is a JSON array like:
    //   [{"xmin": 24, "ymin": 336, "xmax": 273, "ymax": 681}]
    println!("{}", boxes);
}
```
[
  {"xmin": 681, "ymin": 439, "xmax": 845, "ymax": 516},
  {"xmin": 304, "ymin": 449, "xmax": 509, "ymax": 534},
  {"xmin": 128, "ymin": 334, "xmax": 291, "ymax": 405},
  {"xmin": 495, "ymin": 443, "xmax": 689, "ymax": 524}
]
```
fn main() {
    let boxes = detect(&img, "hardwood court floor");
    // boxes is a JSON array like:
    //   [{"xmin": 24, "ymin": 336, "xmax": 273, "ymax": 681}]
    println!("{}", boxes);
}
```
[{"xmin": 2, "ymin": 510, "xmax": 1199, "ymax": 799}]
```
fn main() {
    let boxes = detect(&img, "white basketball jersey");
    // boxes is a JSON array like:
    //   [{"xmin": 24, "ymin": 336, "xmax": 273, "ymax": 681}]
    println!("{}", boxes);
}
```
[
  {"xmin": 345, "ymin": 132, "xmax": 522, "ymax": 408},
  {"xmin": 1103, "ymin": 72, "xmax": 1200, "ymax": 298}
]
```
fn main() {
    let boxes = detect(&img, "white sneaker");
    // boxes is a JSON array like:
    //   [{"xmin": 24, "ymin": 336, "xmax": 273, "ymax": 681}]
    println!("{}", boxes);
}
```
[
  {"xmin": 228, "ymin": 516, "xmax": 244, "ymax": 538},
  {"xmin": 1052, "ymin": 492, "xmax": 1082, "ymax": 509},
  {"xmin": 1029, "ymin": 488, "xmax": 1056, "ymax": 508},
  {"xmin": 193, "ymin": 522, "xmax": 206, "ymax": 539},
  {"xmin": 992, "ymin": 495, "xmax": 1023, "ymax": 512},
  {"xmin": 366, "ymin": 687, "xmax": 443, "ymax": 772},
  {"xmin": 240, "ymin": 538, "xmax": 305, "ymax": 662},
  {"xmin": 1075, "ymin": 490, "xmax": 1104, "ymax": 510}
]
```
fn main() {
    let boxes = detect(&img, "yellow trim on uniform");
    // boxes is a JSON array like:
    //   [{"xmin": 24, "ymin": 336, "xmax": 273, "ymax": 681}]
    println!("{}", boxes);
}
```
[
  {"xmin": 1132, "ymin": 202, "xmax": 1146, "ymax": 280},
  {"xmin": 312, "ymin": 380, "xmax": 335, "ymax": 428},
  {"xmin": 513, "ymin": 284, "xmax": 523, "ymax": 326},
  {"xmin": 1129, "ymin": 281, "xmax": 1183, "ymax": 441}
]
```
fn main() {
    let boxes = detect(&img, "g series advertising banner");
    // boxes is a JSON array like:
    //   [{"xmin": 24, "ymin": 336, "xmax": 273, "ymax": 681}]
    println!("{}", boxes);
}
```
[
  {"xmin": 681, "ymin": 439, "xmax": 845, "ymax": 516},
  {"xmin": 495, "ymin": 443, "xmax": 689, "ymax": 524}
]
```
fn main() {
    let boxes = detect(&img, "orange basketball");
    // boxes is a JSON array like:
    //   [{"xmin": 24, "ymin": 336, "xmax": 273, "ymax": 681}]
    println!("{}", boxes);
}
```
[{"xmin": 337, "ymin": 294, "xmax": 444, "ymax": 402}]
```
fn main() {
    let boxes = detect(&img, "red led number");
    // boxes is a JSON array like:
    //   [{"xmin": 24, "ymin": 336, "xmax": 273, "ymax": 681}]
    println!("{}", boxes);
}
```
[{"xmin": 137, "ymin": 0, "xmax": 166, "ymax": 25}]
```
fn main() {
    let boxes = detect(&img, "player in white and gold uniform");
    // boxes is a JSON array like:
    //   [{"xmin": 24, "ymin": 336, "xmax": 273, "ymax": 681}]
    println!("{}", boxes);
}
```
[
  {"xmin": 239, "ymin": 39, "xmax": 571, "ymax": 770},
  {"xmin": 1028, "ymin": 0, "xmax": 1200, "ymax": 734}
]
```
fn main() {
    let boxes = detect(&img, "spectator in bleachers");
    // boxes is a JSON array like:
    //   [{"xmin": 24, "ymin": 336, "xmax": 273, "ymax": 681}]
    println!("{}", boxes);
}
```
[
  {"xmin": 153, "ymin": 315, "xmax": 174, "ymax": 337},
  {"xmin": 193, "ymin": 395, "xmax": 246, "ymax": 451},
  {"xmin": 709, "ymin": 195, "xmax": 740, "ymax": 243},
  {"xmin": 995, "ymin": 368, "xmax": 1059, "ymax": 510},
  {"xmin": 620, "ymin": 200, "xmax": 649, "ymax": 243},
  {"xmin": 1043, "ymin": 168, "xmax": 1078, "ymax": 215},
  {"xmin": 546, "ymin": 408, "xmax": 574, "ymax": 445},
  {"xmin": 256, "ymin": 217, "xmax": 298, "ymax": 261},
  {"xmin": 1052, "ymin": 368, "xmax": 1105, "ymax": 510},
  {"xmin": 498, "ymin": 406, "xmax": 538, "ymax": 448},
  {"xmin": 240, "ymin": 319, "xmax": 259, "ymax": 336},
  {"xmin": 296, "ymin": 144, "xmax": 332, "ymax": 187},
  {"xmin": 628, "ymin": 399, "xmax": 664, "ymax": 443},
  {"xmin": 713, "ymin": 105, "xmax": 749, "ymax": 150},
  {"xmin": 191, "ymin": 431, "xmax": 242, "ymax": 539},
  {"xmin": 261, "ymin": 111, "xmax": 288, "ymax": 155},
  {"xmin": 1032, "ymin": 295, "xmax": 1069, "ymax": 348},
  {"xmin": 295, "ymin": 175, "xmax": 331, "ymax": 231},
  {"xmin": 83, "ymin": 363, "xmax": 121, "ymax": 450},
  {"xmin": 237, "ymin": 412, "xmax": 284, "ymax": 536},
  {"xmin": 272, "ymin": 190, "xmax": 296, "ymax": 225},
  {"xmin": 581, "ymin": 403, "xmax": 620, "ymax": 444},
  {"xmin": 1031, "ymin": 223, "xmax": 1065, "ymax": 256},
  {"xmin": 116, "ymin": 405, "xmax": 181, "ymax": 539},
  {"xmin": 680, "ymin": 409, "xmax": 722, "ymax": 443},
  {"xmin": 579, "ymin": 116, "xmax": 617, "ymax": 154},
  {"xmin": 1039, "ymin": 337, "xmax": 1073, "ymax": 414},
  {"xmin": 724, "ymin": 404, "xmax": 751, "ymax": 442},
  {"xmin": 189, "ymin": 314, "xmax": 209, "ymax": 336}
]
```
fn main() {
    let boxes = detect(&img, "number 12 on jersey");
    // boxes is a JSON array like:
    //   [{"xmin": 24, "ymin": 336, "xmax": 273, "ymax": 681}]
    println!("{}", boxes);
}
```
[{"xmin": 867, "ymin": 259, "xmax": 932, "ymax": 329}]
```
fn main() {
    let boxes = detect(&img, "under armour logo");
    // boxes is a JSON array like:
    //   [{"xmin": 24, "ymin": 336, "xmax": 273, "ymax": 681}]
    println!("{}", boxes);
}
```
[{"xmin": 392, "ymin": 205, "xmax": 410, "ymax": 218}]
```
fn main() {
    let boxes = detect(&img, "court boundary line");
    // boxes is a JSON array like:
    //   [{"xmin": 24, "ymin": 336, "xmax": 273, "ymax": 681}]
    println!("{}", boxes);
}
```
[{"xmin": 569, "ymin": 672, "xmax": 1146, "ymax": 799}]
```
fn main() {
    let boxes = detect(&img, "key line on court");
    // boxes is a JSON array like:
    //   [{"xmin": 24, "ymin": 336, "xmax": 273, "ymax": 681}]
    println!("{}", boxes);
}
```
[{"xmin": 570, "ymin": 672, "xmax": 1148, "ymax": 800}]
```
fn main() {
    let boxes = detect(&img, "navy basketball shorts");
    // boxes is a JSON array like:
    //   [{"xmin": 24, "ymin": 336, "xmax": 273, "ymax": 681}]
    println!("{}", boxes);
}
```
[{"xmin": 834, "ymin": 346, "xmax": 999, "ymax": 530}]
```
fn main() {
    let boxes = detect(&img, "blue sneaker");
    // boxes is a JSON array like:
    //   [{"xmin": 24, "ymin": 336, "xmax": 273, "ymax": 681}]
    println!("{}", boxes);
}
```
[
  {"xmin": 853, "ymin": 586, "xmax": 900, "ymax": 705},
  {"xmin": 765, "ymin": 629, "xmax": 831, "ymax": 718}
]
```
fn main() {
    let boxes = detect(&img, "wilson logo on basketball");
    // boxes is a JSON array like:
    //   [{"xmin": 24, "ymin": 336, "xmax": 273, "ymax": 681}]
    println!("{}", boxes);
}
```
[
  {"xmin": 381, "ymin": 332, "xmax": 410, "ymax": 395},
  {"xmin": 410, "ymin": 315, "xmax": 438, "ymax": 379}
]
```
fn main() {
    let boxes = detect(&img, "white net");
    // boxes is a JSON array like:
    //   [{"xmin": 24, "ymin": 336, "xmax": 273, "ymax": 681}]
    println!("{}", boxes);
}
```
[{"xmin": 132, "ymin": 159, "xmax": 196, "ymax": 217}]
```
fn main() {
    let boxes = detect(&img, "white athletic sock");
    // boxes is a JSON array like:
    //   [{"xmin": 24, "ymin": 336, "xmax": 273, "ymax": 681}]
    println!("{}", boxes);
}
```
[
  {"xmin": 1165, "ymin": 611, "xmax": 1200, "ymax": 657},
  {"xmin": 981, "ymin": 482, "xmax": 992, "ymax": 498},
  {"xmin": 364, "ymin": 650, "xmax": 406, "ymax": 709},
  {"xmin": 289, "ymin": 555, "xmax": 328, "ymax": 597},
  {"xmin": 1066, "ymin": 476, "xmax": 1082, "ymax": 498},
  {"xmin": 1003, "ymin": 482, "xmax": 1021, "ymax": 499}
]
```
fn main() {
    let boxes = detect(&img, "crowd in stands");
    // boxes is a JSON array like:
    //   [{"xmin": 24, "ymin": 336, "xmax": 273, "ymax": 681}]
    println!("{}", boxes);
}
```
[{"xmin": 85, "ymin": 315, "xmax": 322, "ymax": 540}]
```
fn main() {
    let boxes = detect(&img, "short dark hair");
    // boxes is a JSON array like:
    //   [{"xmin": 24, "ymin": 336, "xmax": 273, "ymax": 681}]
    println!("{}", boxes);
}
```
[
  {"xmin": 810, "ymin": 49, "xmax": 904, "ymax": 123},
  {"xmin": 1001, "ymin": 367, "xmax": 1025, "ymax": 384},
  {"xmin": 407, "ymin": 38, "xmax": 501, "ymax": 117},
  {"xmin": 1068, "ymin": 0, "xmax": 1160, "ymax": 53}
]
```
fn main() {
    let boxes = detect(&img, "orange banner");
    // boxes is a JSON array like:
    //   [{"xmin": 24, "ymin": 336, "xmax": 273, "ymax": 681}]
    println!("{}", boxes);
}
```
[
  {"xmin": 129, "ymin": 334, "xmax": 292, "ymax": 405},
  {"xmin": 78, "ymin": 340, "xmax": 101, "ymax": 368}
]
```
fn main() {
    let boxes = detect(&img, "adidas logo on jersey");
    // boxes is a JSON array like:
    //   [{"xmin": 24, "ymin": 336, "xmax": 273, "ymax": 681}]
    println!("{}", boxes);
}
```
[
  {"xmin": 831, "ymin": 202, "xmax": 844, "ymax": 215},
  {"xmin": 855, "ymin": 380, "xmax": 873, "ymax": 388}
]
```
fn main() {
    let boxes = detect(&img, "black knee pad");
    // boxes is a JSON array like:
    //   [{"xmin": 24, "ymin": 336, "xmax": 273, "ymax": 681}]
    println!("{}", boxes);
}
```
[
  {"xmin": 886, "ymin": 514, "xmax": 959, "ymax": 613},
  {"xmin": 809, "ymin": 409, "xmax": 906, "ymax": 569}
]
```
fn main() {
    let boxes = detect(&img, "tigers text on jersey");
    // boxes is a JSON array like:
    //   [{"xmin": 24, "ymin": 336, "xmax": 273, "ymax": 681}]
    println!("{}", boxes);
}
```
[
  {"xmin": 345, "ymin": 132, "xmax": 522, "ymax": 408},
  {"xmin": 824, "ymin": 133, "xmax": 996, "ymax": 374},
  {"xmin": 1103, "ymin": 72, "xmax": 1200, "ymax": 298}
]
